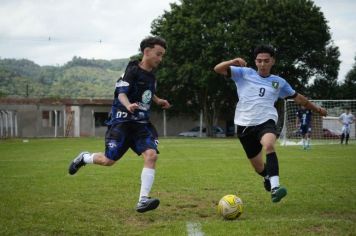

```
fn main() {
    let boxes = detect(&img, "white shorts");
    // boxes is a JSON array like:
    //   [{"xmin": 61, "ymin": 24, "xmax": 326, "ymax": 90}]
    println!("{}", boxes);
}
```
[{"xmin": 341, "ymin": 124, "xmax": 351, "ymax": 134}]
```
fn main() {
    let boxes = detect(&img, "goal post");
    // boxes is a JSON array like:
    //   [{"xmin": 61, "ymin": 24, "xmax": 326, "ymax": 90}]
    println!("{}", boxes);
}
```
[{"xmin": 279, "ymin": 100, "xmax": 356, "ymax": 145}]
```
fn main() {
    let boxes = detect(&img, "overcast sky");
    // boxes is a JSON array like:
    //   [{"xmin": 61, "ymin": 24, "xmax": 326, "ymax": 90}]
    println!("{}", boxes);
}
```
[{"xmin": 0, "ymin": 0, "xmax": 355, "ymax": 81}]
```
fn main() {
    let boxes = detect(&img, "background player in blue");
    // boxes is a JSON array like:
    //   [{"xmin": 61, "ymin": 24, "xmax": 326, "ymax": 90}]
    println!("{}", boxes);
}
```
[
  {"xmin": 68, "ymin": 36, "xmax": 171, "ymax": 213},
  {"xmin": 296, "ymin": 106, "xmax": 312, "ymax": 149},
  {"xmin": 214, "ymin": 45, "xmax": 327, "ymax": 203}
]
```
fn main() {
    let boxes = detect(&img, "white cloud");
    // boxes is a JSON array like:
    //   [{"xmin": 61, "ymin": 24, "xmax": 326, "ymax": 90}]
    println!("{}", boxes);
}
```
[
  {"xmin": 313, "ymin": 0, "xmax": 356, "ymax": 81},
  {"xmin": 0, "ymin": 0, "xmax": 355, "ymax": 81},
  {"xmin": 0, "ymin": 0, "xmax": 177, "ymax": 64}
]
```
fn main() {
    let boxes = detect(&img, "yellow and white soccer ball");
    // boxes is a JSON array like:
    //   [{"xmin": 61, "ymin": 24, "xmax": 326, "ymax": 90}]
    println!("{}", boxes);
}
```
[{"xmin": 217, "ymin": 194, "xmax": 243, "ymax": 220}]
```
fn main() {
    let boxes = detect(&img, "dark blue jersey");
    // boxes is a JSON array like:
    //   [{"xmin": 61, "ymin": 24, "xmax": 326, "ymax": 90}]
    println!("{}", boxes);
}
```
[
  {"xmin": 108, "ymin": 61, "xmax": 156, "ymax": 125},
  {"xmin": 296, "ymin": 109, "xmax": 312, "ymax": 127}
]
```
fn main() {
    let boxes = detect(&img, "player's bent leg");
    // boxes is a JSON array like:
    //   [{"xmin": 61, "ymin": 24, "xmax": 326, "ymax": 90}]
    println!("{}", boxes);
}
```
[
  {"xmin": 306, "ymin": 133, "xmax": 311, "ymax": 149},
  {"xmin": 68, "ymin": 152, "xmax": 115, "ymax": 175},
  {"xmin": 93, "ymin": 153, "xmax": 116, "ymax": 166},
  {"xmin": 136, "ymin": 149, "xmax": 159, "ymax": 213},
  {"xmin": 249, "ymin": 152, "xmax": 264, "ymax": 173},
  {"xmin": 346, "ymin": 133, "xmax": 350, "ymax": 145},
  {"xmin": 271, "ymin": 186, "xmax": 287, "ymax": 203},
  {"xmin": 136, "ymin": 197, "xmax": 160, "ymax": 213},
  {"xmin": 249, "ymin": 153, "xmax": 271, "ymax": 192},
  {"xmin": 341, "ymin": 133, "xmax": 345, "ymax": 144},
  {"xmin": 260, "ymin": 133, "xmax": 277, "ymax": 153},
  {"xmin": 142, "ymin": 149, "xmax": 158, "ymax": 168},
  {"xmin": 260, "ymin": 133, "xmax": 287, "ymax": 201},
  {"xmin": 68, "ymin": 151, "xmax": 89, "ymax": 175}
]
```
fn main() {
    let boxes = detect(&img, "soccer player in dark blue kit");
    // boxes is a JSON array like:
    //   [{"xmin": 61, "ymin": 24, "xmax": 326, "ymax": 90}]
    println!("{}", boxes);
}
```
[
  {"xmin": 296, "ymin": 106, "xmax": 312, "ymax": 149},
  {"xmin": 68, "ymin": 36, "xmax": 171, "ymax": 213}
]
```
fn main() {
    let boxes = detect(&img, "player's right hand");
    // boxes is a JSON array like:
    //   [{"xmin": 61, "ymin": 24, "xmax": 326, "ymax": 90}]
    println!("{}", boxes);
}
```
[
  {"xmin": 126, "ymin": 103, "xmax": 139, "ymax": 113},
  {"xmin": 230, "ymin": 58, "xmax": 247, "ymax": 67}
]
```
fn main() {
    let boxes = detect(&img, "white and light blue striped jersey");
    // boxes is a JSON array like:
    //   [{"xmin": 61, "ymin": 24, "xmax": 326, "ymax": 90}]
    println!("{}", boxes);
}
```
[
  {"xmin": 339, "ymin": 113, "xmax": 354, "ymax": 126},
  {"xmin": 230, "ymin": 66, "xmax": 296, "ymax": 126}
]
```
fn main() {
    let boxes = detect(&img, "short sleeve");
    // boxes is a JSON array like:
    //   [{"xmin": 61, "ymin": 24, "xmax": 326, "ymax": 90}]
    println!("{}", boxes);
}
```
[
  {"xmin": 116, "ymin": 68, "xmax": 136, "ymax": 94},
  {"xmin": 279, "ymin": 80, "xmax": 296, "ymax": 99},
  {"xmin": 230, "ymin": 66, "xmax": 244, "ymax": 82}
]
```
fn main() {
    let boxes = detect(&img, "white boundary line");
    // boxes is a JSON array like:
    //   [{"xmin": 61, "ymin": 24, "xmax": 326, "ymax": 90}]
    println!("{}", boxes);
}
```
[{"xmin": 186, "ymin": 221, "xmax": 204, "ymax": 236}]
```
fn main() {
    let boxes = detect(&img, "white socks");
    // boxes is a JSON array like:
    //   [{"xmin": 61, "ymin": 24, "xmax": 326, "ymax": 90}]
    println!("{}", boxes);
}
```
[
  {"xmin": 139, "ymin": 167, "xmax": 155, "ymax": 201},
  {"xmin": 83, "ymin": 153, "xmax": 94, "ymax": 164},
  {"xmin": 270, "ymin": 176, "xmax": 280, "ymax": 190}
]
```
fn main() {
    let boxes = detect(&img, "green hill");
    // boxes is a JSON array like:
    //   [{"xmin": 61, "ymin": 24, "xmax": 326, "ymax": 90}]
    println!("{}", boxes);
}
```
[{"xmin": 0, "ymin": 57, "xmax": 129, "ymax": 98}]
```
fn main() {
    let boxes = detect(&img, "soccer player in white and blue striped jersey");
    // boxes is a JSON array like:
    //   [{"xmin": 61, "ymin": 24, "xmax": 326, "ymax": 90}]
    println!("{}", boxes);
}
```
[
  {"xmin": 339, "ymin": 108, "xmax": 355, "ymax": 144},
  {"xmin": 214, "ymin": 45, "xmax": 327, "ymax": 203}
]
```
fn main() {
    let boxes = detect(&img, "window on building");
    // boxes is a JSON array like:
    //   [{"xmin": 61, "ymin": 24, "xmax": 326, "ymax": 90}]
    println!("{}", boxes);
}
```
[
  {"xmin": 42, "ymin": 110, "xmax": 62, "ymax": 127},
  {"xmin": 42, "ymin": 111, "xmax": 50, "ymax": 127},
  {"xmin": 94, "ymin": 112, "xmax": 109, "ymax": 127}
]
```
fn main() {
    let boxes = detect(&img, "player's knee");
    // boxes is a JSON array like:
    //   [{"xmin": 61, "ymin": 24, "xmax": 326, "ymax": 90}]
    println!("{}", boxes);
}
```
[
  {"xmin": 148, "ymin": 151, "xmax": 158, "ymax": 162},
  {"xmin": 103, "ymin": 159, "xmax": 115, "ymax": 166},
  {"xmin": 263, "ymin": 143, "xmax": 275, "ymax": 153},
  {"xmin": 143, "ymin": 149, "xmax": 158, "ymax": 162}
]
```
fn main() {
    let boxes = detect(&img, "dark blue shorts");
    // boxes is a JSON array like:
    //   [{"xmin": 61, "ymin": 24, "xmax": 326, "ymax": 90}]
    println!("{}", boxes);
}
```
[
  {"xmin": 299, "ymin": 125, "xmax": 311, "ymax": 135},
  {"xmin": 104, "ymin": 122, "xmax": 159, "ymax": 161}
]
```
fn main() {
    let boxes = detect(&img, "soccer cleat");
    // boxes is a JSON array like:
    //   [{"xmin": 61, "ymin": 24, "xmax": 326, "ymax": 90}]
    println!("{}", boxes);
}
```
[
  {"xmin": 68, "ymin": 151, "xmax": 89, "ymax": 175},
  {"xmin": 263, "ymin": 177, "xmax": 271, "ymax": 192},
  {"xmin": 136, "ymin": 197, "xmax": 160, "ymax": 213},
  {"xmin": 271, "ymin": 186, "xmax": 287, "ymax": 203}
]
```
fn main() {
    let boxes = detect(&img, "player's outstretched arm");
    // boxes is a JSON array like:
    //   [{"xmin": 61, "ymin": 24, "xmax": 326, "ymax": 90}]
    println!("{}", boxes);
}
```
[
  {"xmin": 214, "ymin": 58, "xmax": 247, "ymax": 76},
  {"xmin": 293, "ymin": 93, "xmax": 327, "ymax": 116}
]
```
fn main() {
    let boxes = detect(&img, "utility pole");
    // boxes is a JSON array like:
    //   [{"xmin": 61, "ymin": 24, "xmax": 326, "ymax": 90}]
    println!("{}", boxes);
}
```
[{"xmin": 26, "ymin": 84, "xmax": 29, "ymax": 97}]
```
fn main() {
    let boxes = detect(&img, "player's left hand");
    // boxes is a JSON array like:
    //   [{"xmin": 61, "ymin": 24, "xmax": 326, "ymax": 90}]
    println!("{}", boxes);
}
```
[
  {"xmin": 319, "ymin": 107, "xmax": 327, "ymax": 116},
  {"xmin": 158, "ymin": 99, "xmax": 171, "ymax": 109}
]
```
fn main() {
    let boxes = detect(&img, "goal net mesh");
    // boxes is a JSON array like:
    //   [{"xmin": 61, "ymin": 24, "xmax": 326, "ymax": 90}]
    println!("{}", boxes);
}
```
[{"xmin": 279, "ymin": 100, "xmax": 356, "ymax": 145}]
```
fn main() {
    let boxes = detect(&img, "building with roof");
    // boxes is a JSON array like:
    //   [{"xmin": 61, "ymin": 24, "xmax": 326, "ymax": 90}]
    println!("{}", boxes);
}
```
[{"xmin": 0, "ymin": 98, "xmax": 202, "ymax": 138}]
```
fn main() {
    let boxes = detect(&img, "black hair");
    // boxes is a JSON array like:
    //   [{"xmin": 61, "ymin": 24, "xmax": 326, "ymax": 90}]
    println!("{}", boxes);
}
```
[
  {"xmin": 140, "ymin": 36, "xmax": 167, "ymax": 53},
  {"xmin": 254, "ymin": 45, "xmax": 276, "ymax": 58}
]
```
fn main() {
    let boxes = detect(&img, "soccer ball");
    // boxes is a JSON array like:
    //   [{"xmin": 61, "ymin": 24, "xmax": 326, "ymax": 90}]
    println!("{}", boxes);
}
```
[{"xmin": 217, "ymin": 194, "xmax": 243, "ymax": 220}]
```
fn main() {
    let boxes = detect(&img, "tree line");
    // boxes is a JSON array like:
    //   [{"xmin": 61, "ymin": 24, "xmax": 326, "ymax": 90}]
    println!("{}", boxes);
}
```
[
  {"xmin": 1, "ymin": 0, "xmax": 356, "ymax": 135},
  {"xmin": 150, "ymin": 0, "xmax": 356, "ymax": 132}
]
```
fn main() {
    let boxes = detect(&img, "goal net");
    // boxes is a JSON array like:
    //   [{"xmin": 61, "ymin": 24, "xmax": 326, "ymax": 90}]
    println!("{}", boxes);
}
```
[{"xmin": 279, "ymin": 100, "xmax": 356, "ymax": 145}]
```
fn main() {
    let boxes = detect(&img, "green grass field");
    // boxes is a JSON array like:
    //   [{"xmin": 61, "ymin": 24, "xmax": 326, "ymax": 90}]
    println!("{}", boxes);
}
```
[{"xmin": 0, "ymin": 138, "xmax": 355, "ymax": 235}]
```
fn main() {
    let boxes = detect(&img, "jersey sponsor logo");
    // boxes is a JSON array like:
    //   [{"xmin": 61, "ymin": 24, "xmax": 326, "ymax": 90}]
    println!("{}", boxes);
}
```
[
  {"xmin": 108, "ymin": 142, "xmax": 117, "ymax": 149},
  {"xmin": 138, "ymin": 102, "xmax": 150, "ymax": 111},
  {"xmin": 142, "ymin": 90, "xmax": 152, "ymax": 104},
  {"xmin": 116, "ymin": 80, "xmax": 130, "ymax": 88},
  {"xmin": 272, "ymin": 81, "xmax": 279, "ymax": 89}
]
